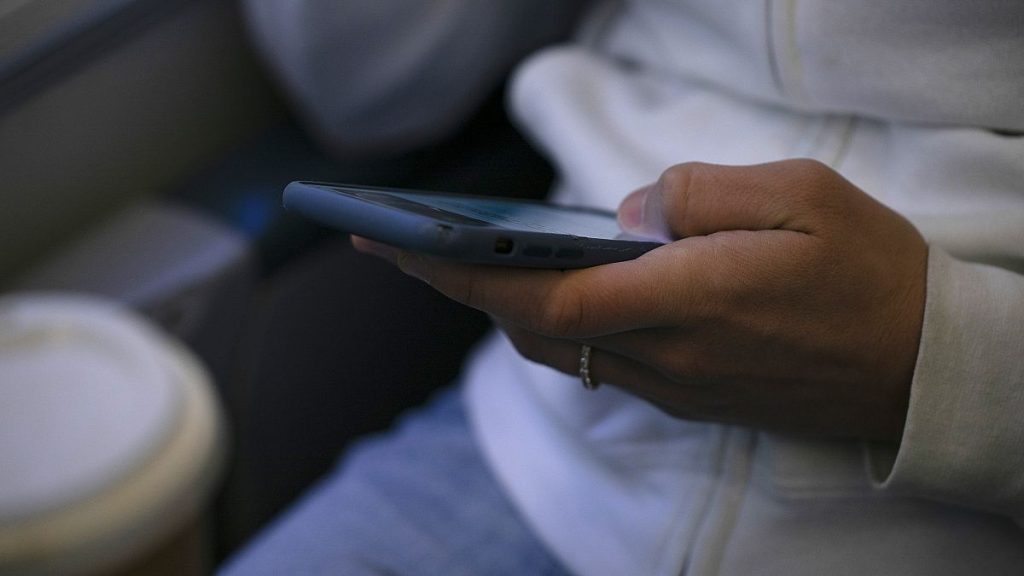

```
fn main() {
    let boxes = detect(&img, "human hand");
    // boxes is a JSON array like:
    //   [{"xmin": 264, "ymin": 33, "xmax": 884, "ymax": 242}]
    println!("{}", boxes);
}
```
[{"xmin": 354, "ymin": 160, "xmax": 928, "ymax": 442}]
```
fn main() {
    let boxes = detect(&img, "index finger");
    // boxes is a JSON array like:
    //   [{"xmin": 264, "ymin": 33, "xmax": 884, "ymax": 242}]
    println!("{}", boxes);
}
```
[{"xmin": 396, "ymin": 246, "xmax": 704, "ymax": 339}]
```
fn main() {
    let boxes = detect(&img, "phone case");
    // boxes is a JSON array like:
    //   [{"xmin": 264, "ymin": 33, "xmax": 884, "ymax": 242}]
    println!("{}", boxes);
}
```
[{"xmin": 283, "ymin": 182, "xmax": 662, "ymax": 268}]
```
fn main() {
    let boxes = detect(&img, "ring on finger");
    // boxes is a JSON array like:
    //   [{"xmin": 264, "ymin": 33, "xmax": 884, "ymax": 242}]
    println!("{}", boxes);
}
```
[{"xmin": 579, "ymin": 344, "xmax": 600, "ymax": 391}]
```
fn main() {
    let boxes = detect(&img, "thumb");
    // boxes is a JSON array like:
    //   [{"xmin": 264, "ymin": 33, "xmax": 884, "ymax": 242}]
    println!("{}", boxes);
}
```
[{"xmin": 619, "ymin": 160, "xmax": 839, "ymax": 239}]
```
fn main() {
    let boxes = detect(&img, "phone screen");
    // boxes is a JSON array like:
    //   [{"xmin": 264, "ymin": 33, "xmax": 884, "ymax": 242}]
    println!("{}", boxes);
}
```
[{"xmin": 342, "ymin": 188, "xmax": 624, "ymax": 239}]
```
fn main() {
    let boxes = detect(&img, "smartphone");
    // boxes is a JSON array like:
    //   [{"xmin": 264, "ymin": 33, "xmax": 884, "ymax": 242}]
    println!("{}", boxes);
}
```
[{"xmin": 283, "ymin": 182, "xmax": 663, "ymax": 268}]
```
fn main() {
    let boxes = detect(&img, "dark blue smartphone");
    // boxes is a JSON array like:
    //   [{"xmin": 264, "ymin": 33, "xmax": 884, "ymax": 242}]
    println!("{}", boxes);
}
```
[{"xmin": 283, "ymin": 182, "xmax": 663, "ymax": 268}]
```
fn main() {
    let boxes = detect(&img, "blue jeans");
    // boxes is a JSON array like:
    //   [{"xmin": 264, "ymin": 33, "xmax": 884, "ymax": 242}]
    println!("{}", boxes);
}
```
[{"xmin": 219, "ymin": 387, "xmax": 569, "ymax": 575}]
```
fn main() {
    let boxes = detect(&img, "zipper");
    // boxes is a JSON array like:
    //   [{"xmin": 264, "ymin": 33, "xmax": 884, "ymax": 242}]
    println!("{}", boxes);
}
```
[{"xmin": 765, "ymin": 0, "xmax": 808, "ymax": 105}]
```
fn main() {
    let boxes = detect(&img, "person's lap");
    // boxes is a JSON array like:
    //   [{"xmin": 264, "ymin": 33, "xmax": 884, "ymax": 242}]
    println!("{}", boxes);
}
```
[{"xmin": 219, "ymin": 387, "xmax": 568, "ymax": 575}]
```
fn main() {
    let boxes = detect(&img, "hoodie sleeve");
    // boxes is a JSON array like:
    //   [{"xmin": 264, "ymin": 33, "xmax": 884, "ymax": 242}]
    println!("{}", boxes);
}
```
[
  {"xmin": 867, "ymin": 247, "xmax": 1024, "ymax": 522},
  {"xmin": 241, "ymin": 0, "xmax": 588, "ymax": 155}
]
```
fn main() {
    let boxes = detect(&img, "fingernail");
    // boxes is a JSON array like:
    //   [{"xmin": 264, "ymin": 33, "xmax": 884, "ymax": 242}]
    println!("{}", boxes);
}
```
[
  {"xmin": 617, "ymin": 187, "xmax": 647, "ymax": 230},
  {"xmin": 618, "ymin": 184, "xmax": 673, "ymax": 243}
]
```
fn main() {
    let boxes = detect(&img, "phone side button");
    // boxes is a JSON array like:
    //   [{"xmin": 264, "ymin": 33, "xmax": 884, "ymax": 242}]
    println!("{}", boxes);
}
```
[
  {"xmin": 554, "ymin": 248, "xmax": 584, "ymax": 260},
  {"xmin": 523, "ymin": 245, "xmax": 553, "ymax": 258}
]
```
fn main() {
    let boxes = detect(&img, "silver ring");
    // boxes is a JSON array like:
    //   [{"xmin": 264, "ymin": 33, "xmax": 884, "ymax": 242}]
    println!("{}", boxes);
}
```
[{"xmin": 579, "ymin": 345, "xmax": 599, "ymax": 391}]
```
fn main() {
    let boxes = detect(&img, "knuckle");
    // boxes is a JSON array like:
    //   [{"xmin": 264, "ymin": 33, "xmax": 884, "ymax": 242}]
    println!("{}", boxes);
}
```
[
  {"xmin": 786, "ymin": 157, "xmax": 833, "ymax": 183},
  {"xmin": 655, "ymin": 164, "xmax": 696, "ymax": 233},
  {"xmin": 658, "ymin": 162, "xmax": 705, "ymax": 205},
  {"xmin": 788, "ymin": 157, "xmax": 830, "ymax": 175},
  {"xmin": 770, "ymin": 159, "xmax": 853, "ymax": 227},
  {"xmin": 533, "ymin": 285, "xmax": 585, "ymax": 338},
  {"xmin": 658, "ymin": 162, "xmax": 696, "ymax": 190},
  {"xmin": 657, "ymin": 162, "xmax": 719, "ymax": 233},
  {"xmin": 788, "ymin": 158, "xmax": 838, "ymax": 200}
]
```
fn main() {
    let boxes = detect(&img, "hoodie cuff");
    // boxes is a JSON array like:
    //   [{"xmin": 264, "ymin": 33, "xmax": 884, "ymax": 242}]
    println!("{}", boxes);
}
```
[{"xmin": 866, "ymin": 248, "xmax": 1024, "ymax": 518}]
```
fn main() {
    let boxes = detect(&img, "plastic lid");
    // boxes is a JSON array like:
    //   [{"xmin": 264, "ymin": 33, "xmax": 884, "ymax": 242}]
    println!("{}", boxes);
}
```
[{"xmin": 0, "ymin": 293, "xmax": 223, "ymax": 574}]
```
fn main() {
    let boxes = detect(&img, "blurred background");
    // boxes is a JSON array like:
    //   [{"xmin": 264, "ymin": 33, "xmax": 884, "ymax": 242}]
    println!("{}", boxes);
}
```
[{"xmin": 0, "ymin": 0, "xmax": 556, "ymax": 572}]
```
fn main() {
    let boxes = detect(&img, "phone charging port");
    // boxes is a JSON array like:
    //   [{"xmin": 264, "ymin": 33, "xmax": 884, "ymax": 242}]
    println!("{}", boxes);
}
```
[{"xmin": 494, "ymin": 237, "xmax": 515, "ymax": 255}]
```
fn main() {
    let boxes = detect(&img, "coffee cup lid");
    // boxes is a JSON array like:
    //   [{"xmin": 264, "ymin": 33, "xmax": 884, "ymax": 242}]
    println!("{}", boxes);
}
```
[{"xmin": 0, "ymin": 293, "xmax": 223, "ymax": 574}]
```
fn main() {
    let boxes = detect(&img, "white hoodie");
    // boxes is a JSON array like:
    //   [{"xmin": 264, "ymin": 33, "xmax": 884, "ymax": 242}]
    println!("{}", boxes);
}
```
[{"xmin": 246, "ymin": 1, "xmax": 1024, "ymax": 574}]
